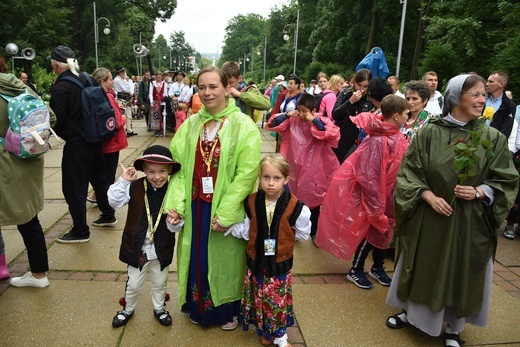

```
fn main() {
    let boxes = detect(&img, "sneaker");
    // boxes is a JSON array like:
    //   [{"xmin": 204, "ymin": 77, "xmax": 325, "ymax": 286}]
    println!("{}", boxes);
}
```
[
  {"xmin": 10, "ymin": 272, "xmax": 49, "ymax": 288},
  {"xmin": 57, "ymin": 231, "xmax": 90, "ymax": 243},
  {"xmin": 347, "ymin": 270, "xmax": 373, "ymax": 289},
  {"xmin": 504, "ymin": 226, "xmax": 516, "ymax": 240},
  {"xmin": 369, "ymin": 266, "xmax": 392, "ymax": 286},
  {"xmin": 92, "ymin": 215, "xmax": 117, "ymax": 227},
  {"xmin": 515, "ymin": 225, "xmax": 520, "ymax": 237}
]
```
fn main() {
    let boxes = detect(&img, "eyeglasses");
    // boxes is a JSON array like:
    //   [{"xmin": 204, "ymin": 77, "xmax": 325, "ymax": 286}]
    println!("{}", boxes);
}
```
[{"xmin": 466, "ymin": 92, "xmax": 488, "ymax": 99}]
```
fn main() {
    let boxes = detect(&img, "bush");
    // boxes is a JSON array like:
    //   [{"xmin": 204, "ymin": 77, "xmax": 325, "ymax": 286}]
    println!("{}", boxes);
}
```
[{"xmin": 418, "ymin": 43, "xmax": 463, "ymax": 91}]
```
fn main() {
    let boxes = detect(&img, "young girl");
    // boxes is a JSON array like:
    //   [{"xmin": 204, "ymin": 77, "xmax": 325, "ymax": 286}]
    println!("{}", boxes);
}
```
[
  {"xmin": 226, "ymin": 154, "xmax": 311, "ymax": 347},
  {"xmin": 175, "ymin": 102, "xmax": 188, "ymax": 132},
  {"xmin": 266, "ymin": 93, "xmax": 340, "ymax": 244}
]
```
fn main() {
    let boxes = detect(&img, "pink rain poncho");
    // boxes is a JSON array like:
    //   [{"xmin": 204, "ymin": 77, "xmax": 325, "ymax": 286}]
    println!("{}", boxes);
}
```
[
  {"xmin": 267, "ymin": 113, "xmax": 340, "ymax": 208},
  {"xmin": 315, "ymin": 112, "xmax": 409, "ymax": 261}
]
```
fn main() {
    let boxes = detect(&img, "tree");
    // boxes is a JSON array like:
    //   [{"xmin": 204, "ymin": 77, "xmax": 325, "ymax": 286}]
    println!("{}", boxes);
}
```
[
  {"xmin": 219, "ymin": 13, "xmax": 267, "ymax": 70},
  {"xmin": 168, "ymin": 31, "xmax": 195, "ymax": 72}
]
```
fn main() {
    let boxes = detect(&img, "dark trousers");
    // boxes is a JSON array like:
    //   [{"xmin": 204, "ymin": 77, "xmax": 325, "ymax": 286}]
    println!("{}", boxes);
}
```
[
  {"xmin": 309, "ymin": 206, "xmax": 320, "ymax": 238},
  {"xmin": 62, "ymin": 140, "xmax": 114, "ymax": 235},
  {"xmin": 351, "ymin": 238, "xmax": 386, "ymax": 272},
  {"xmin": 103, "ymin": 151, "xmax": 120, "ymax": 187},
  {"xmin": 17, "ymin": 215, "xmax": 49, "ymax": 273}
]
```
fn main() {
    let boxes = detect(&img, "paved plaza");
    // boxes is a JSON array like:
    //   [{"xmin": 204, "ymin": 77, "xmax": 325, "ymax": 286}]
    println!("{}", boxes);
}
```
[{"xmin": 1, "ymin": 119, "xmax": 520, "ymax": 346}]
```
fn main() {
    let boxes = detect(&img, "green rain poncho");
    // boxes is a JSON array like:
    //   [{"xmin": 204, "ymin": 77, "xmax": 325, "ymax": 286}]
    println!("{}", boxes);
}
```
[
  {"xmin": 163, "ymin": 98, "xmax": 261, "ymax": 308},
  {"xmin": 395, "ymin": 116, "xmax": 518, "ymax": 317}
]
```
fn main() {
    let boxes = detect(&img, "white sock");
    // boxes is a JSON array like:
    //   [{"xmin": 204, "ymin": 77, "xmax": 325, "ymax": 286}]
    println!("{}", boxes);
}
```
[
  {"xmin": 273, "ymin": 333, "xmax": 288, "ymax": 347},
  {"xmin": 445, "ymin": 326, "xmax": 458, "ymax": 335}
]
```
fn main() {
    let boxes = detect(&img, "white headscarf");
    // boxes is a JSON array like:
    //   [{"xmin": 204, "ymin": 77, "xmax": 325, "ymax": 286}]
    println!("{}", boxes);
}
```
[{"xmin": 442, "ymin": 74, "xmax": 472, "ymax": 115}]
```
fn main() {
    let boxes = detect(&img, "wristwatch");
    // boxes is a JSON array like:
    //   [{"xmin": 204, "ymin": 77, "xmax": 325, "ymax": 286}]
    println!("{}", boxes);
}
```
[{"xmin": 474, "ymin": 187, "xmax": 480, "ymax": 199}]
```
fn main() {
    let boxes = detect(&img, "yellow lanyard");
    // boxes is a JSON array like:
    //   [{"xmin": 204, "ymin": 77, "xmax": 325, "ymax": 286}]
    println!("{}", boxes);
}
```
[
  {"xmin": 143, "ymin": 180, "xmax": 166, "ymax": 242},
  {"xmin": 199, "ymin": 119, "xmax": 226, "ymax": 176},
  {"xmin": 265, "ymin": 196, "xmax": 276, "ymax": 239}
]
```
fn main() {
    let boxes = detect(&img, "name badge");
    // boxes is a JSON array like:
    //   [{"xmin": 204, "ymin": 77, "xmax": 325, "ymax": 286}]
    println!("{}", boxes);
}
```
[
  {"xmin": 202, "ymin": 176, "xmax": 214, "ymax": 194},
  {"xmin": 145, "ymin": 244, "xmax": 157, "ymax": 260},
  {"xmin": 264, "ymin": 239, "xmax": 276, "ymax": 256}
]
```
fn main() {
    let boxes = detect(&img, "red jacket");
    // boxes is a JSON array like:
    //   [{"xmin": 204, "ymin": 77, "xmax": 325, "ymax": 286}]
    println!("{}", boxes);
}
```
[{"xmin": 103, "ymin": 90, "xmax": 128, "ymax": 154}]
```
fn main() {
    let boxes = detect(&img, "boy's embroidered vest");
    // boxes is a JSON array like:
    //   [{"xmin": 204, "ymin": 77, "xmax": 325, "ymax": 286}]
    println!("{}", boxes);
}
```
[
  {"xmin": 119, "ymin": 177, "xmax": 176, "ymax": 270},
  {"xmin": 245, "ymin": 190, "xmax": 303, "ymax": 277}
]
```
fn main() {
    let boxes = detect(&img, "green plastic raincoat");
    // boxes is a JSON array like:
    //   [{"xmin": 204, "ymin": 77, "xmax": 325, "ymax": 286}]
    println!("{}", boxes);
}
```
[
  {"xmin": 163, "ymin": 98, "xmax": 261, "ymax": 308},
  {"xmin": 395, "ymin": 117, "xmax": 518, "ymax": 317}
]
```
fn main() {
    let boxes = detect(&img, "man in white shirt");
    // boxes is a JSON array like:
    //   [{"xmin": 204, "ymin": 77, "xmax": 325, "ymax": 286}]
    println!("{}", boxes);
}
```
[
  {"xmin": 423, "ymin": 71, "xmax": 443, "ymax": 116},
  {"xmin": 387, "ymin": 75, "xmax": 405, "ymax": 98},
  {"xmin": 113, "ymin": 66, "xmax": 137, "ymax": 136}
]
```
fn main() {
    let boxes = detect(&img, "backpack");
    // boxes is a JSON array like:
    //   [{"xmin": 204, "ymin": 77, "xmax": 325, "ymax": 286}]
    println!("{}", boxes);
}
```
[
  {"xmin": 62, "ymin": 73, "xmax": 118, "ymax": 143},
  {"xmin": 0, "ymin": 90, "xmax": 54, "ymax": 158},
  {"xmin": 314, "ymin": 90, "xmax": 334, "ymax": 117}
]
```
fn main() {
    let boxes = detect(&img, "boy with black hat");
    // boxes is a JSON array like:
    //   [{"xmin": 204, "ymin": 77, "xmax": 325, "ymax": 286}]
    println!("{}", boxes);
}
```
[{"xmin": 108, "ymin": 145, "xmax": 181, "ymax": 328}]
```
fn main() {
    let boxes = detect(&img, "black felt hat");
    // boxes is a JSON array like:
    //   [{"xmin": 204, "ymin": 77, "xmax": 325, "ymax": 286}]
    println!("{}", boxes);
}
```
[{"xmin": 133, "ymin": 145, "xmax": 181, "ymax": 174}]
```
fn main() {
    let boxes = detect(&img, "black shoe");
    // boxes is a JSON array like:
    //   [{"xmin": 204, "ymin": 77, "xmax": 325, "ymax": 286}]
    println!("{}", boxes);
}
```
[
  {"xmin": 57, "ymin": 230, "xmax": 90, "ymax": 244},
  {"xmin": 112, "ymin": 310, "xmax": 133, "ymax": 328},
  {"xmin": 92, "ymin": 215, "xmax": 117, "ymax": 227},
  {"xmin": 126, "ymin": 131, "xmax": 138, "ymax": 137},
  {"xmin": 154, "ymin": 310, "xmax": 172, "ymax": 326}
]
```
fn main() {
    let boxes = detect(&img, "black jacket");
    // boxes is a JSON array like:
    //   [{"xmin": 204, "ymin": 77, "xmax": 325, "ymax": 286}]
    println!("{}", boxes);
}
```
[
  {"xmin": 49, "ymin": 70, "xmax": 84, "ymax": 142},
  {"xmin": 490, "ymin": 93, "xmax": 516, "ymax": 138},
  {"xmin": 332, "ymin": 88, "xmax": 373, "ymax": 163}
]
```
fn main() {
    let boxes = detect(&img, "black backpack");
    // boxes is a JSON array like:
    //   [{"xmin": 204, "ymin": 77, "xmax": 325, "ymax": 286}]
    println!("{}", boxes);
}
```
[
  {"xmin": 314, "ymin": 90, "xmax": 334, "ymax": 117},
  {"xmin": 62, "ymin": 73, "xmax": 118, "ymax": 143}
]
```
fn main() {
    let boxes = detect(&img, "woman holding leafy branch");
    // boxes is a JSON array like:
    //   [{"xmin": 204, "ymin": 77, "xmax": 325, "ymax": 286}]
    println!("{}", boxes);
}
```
[{"xmin": 385, "ymin": 74, "xmax": 519, "ymax": 347}]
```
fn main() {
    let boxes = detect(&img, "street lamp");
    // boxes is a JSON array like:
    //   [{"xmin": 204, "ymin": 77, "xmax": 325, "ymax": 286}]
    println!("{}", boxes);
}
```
[
  {"xmin": 93, "ymin": 2, "xmax": 111, "ymax": 68},
  {"xmin": 255, "ymin": 37, "xmax": 267, "ymax": 83},
  {"xmin": 283, "ymin": 10, "xmax": 299, "ymax": 75},
  {"xmin": 396, "ymin": 0, "xmax": 408, "ymax": 77}
]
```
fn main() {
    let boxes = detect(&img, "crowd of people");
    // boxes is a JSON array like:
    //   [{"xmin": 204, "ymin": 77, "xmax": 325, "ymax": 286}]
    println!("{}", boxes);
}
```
[{"xmin": 0, "ymin": 43, "xmax": 519, "ymax": 347}]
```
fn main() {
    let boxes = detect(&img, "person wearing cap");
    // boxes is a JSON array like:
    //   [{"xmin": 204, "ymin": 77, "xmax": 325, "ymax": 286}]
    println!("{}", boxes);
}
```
[
  {"xmin": 49, "ymin": 45, "xmax": 117, "ymax": 244},
  {"xmin": 306, "ymin": 79, "xmax": 319, "ymax": 96},
  {"xmin": 221, "ymin": 61, "xmax": 270, "ymax": 119},
  {"xmin": 385, "ymin": 74, "xmax": 518, "ymax": 346},
  {"xmin": 270, "ymin": 74, "xmax": 285, "ymax": 108},
  {"xmin": 114, "ymin": 66, "xmax": 137, "ymax": 137},
  {"xmin": 108, "ymin": 145, "xmax": 182, "ymax": 328},
  {"xmin": 164, "ymin": 66, "xmax": 261, "ymax": 330}
]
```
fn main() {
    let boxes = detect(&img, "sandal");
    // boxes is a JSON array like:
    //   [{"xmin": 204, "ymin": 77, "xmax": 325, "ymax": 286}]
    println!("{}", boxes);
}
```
[
  {"xmin": 386, "ymin": 310, "xmax": 408, "ymax": 329},
  {"xmin": 444, "ymin": 331, "xmax": 466, "ymax": 347},
  {"xmin": 112, "ymin": 310, "xmax": 133, "ymax": 328},
  {"xmin": 154, "ymin": 310, "xmax": 172, "ymax": 326},
  {"xmin": 221, "ymin": 316, "xmax": 238, "ymax": 330},
  {"xmin": 260, "ymin": 335, "xmax": 275, "ymax": 346}
]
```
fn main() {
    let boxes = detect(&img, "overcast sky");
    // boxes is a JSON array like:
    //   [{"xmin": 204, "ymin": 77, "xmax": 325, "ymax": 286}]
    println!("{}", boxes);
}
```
[{"xmin": 154, "ymin": 0, "xmax": 288, "ymax": 54}]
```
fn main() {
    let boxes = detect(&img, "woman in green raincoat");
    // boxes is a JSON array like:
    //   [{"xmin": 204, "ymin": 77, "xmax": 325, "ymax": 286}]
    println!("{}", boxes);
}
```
[
  {"xmin": 164, "ymin": 67, "xmax": 261, "ymax": 330},
  {"xmin": 385, "ymin": 74, "xmax": 519, "ymax": 347}
]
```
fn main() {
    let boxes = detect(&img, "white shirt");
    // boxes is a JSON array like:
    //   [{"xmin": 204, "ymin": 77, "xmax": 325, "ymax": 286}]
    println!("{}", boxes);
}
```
[
  {"xmin": 169, "ymin": 82, "xmax": 185, "ymax": 97},
  {"xmin": 225, "ymin": 203, "xmax": 311, "ymax": 240},
  {"xmin": 424, "ymin": 90, "xmax": 443, "ymax": 115},
  {"xmin": 107, "ymin": 177, "xmax": 184, "ymax": 233},
  {"xmin": 113, "ymin": 75, "xmax": 132, "ymax": 94},
  {"xmin": 149, "ymin": 81, "xmax": 168, "ymax": 102}
]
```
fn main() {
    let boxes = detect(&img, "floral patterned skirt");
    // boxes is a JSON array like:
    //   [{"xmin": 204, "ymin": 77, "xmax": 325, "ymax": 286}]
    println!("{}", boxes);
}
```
[{"xmin": 240, "ymin": 268, "xmax": 295, "ymax": 339}]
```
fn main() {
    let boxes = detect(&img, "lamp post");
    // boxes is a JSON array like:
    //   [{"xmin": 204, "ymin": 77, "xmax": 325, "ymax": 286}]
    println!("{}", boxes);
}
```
[
  {"xmin": 93, "ymin": 2, "xmax": 111, "ymax": 68},
  {"xmin": 255, "ymin": 37, "xmax": 267, "ymax": 83},
  {"xmin": 396, "ymin": 0, "xmax": 407, "ymax": 77},
  {"xmin": 283, "ymin": 10, "xmax": 299, "ymax": 75}
]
